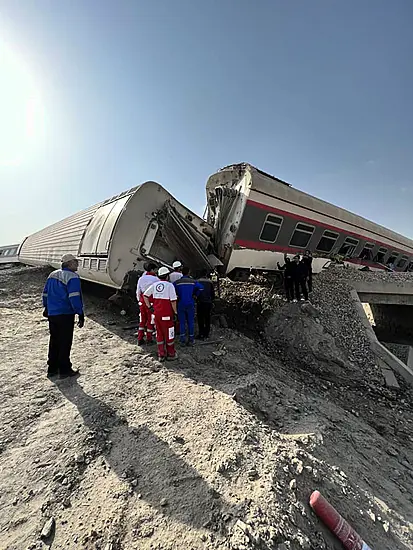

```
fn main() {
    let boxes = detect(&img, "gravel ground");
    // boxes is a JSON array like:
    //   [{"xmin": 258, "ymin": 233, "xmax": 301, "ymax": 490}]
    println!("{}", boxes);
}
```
[{"xmin": 1, "ymin": 266, "xmax": 413, "ymax": 550}]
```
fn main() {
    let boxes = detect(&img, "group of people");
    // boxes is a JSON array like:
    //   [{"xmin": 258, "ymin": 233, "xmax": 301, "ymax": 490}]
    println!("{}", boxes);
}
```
[
  {"xmin": 136, "ymin": 261, "xmax": 215, "ymax": 362},
  {"xmin": 41, "ymin": 249, "xmax": 313, "ymax": 377},
  {"xmin": 277, "ymin": 250, "xmax": 313, "ymax": 302}
]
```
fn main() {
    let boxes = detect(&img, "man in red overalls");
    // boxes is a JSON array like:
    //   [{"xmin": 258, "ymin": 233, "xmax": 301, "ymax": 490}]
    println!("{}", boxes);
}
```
[
  {"xmin": 136, "ymin": 262, "xmax": 158, "ymax": 345},
  {"xmin": 144, "ymin": 267, "xmax": 177, "ymax": 362}
]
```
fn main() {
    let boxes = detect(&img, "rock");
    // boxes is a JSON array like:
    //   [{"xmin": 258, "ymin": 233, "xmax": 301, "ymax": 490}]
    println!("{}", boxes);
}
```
[
  {"xmin": 131, "ymin": 479, "xmax": 138, "ymax": 487},
  {"xmin": 247, "ymin": 469, "xmax": 259, "ymax": 480},
  {"xmin": 160, "ymin": 498, "xmax": 168, "ymax": 507},
  {"xmin": 173, "ymin": 435, "xmax": 185, "ymax": 445},
  {"xmin": 40, "ymin": 517, "xmax": 55, "ymax": 539},
  {"xmin": 387, "ymin": 447, "xmax": 398, "ymax": 457},
  {"xmin": 234, "ymin": 519, "xmax": 250, "ymax": 533},
  {"xmin": 75, "ymin": 453, "xmax": 86, "ymax": 464},
  {"xmin": 289, "ymin": 479, "xmax": 297, "ymax": 490}
]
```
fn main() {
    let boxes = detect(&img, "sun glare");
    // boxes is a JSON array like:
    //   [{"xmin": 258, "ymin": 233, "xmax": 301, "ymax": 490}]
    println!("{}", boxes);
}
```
[{"xmin": 0, "ymin": 39, "xmax": 44, "ymax": 166}]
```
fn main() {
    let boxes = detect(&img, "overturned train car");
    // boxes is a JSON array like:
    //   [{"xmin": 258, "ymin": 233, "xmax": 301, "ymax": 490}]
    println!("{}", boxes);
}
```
[
  {"xmin": 206, "ymin": 164, "xmax": 413, "ymax": 280},
  {"xmin": 18, "ymin": 163, "xmax": 413, "ymax": 288},
  {"xmin": 19, "ymin": 181, "xmax": 216, "ymax": 291}
]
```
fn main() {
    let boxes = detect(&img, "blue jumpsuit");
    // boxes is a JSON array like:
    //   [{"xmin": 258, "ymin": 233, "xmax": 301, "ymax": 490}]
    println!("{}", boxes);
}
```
[{"xmin": 174, "ymin": 276, "xmax": 203, "ymax": 343}]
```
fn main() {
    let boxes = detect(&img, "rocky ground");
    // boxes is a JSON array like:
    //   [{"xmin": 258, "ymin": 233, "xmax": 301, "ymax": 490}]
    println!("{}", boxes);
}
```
[{"xmin": 0, "ymin": 265, "xmax": 412, "ymax": 550}]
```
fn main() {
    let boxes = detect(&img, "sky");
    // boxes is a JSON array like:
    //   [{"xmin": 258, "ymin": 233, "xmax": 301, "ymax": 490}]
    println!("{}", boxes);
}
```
[{"xmin": 0, "ymin": 0, "xmax": 413, "ymax": 244}]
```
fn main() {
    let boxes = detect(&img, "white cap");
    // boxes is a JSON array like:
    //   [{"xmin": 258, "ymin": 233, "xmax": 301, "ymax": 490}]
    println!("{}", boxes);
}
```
[
  {"xmin": 172, "ymin": 261, "xmax": 182, "ymax": 269},
  {"xmin": 158, "ymin": 266, "xmax": 170, "ymax": 277},
  {"xmin": 61, "ymin": 253, "xmax": 78, "ymax": 263}
]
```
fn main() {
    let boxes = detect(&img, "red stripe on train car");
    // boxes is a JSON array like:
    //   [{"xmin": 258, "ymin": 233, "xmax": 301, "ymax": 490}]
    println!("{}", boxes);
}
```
[{"xmin": 246, "ymin": 199, "xmax": 411, "ymax": 256}]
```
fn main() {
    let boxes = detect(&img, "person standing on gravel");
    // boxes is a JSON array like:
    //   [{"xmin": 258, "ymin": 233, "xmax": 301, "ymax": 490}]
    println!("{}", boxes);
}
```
[
  {"xmin": 174, "ymin": 266, "xmax": 204, "ymax": 346},
  {"xmin": 136, "ymin": 262, "xmax": 158, "ymax": 346},
  {"xmin": 292, "ymin": 255, "xmax": 309, "ymax": 302},
  {"xmin": 302, "ymin": 250, "xmax": 313, "ymax": 293},
  {"xmin": 42, "ymin": 254, "xmax": 84, "ymax": 379},
  {"xmin": 277, "ymin": 253, "xmax": 296, "ymax": 302},
  {"xmin": 196, "ymin": 270, "xmax": 215, "ymax": 339},
  {"xmin": 143, "ymin": 267, "xmax": 178, "ymax": 362}
]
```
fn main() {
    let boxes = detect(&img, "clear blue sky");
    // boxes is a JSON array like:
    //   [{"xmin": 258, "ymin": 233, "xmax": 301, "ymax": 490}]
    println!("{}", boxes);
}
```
[{"xmin": 1, "ymin": 0, "xmax": 413, "ymax": 244}]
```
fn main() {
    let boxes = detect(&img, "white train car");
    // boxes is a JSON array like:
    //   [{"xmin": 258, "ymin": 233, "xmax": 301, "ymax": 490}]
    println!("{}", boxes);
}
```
[
  {"xmin": 0, "ymin": 244, "xmax": 20, "ymax": 265},
  {"xmin": 19, "ymin": 181, "xmax": 215, "ymax": 289},
  {"xmin": 206, "ymin": 163, "xmax": 413, "ymax": 279}
]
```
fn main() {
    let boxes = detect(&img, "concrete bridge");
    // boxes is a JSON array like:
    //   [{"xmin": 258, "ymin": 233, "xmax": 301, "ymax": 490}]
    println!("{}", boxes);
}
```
[{"xmin": 351, "ymin": 281, "xmax": 413, "ymax": 385}]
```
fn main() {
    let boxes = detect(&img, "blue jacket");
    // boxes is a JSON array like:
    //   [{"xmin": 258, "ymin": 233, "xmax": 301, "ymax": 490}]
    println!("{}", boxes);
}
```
[
  {"xmin": 42, "ymin": 268, "xmax": 84, "ymax": 316},
  {"xmin": 174, "ymin": 276, "xmax": 203, "ymax": 307}
]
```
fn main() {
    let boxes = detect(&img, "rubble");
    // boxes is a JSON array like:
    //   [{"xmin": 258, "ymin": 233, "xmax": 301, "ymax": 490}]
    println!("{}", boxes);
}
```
[{"xmin": 0, "ymin": 265, "xmax": 412, "ymax": 549}]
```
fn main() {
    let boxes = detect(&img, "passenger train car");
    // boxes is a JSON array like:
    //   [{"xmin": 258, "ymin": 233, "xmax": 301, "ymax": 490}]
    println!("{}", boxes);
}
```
[
  {"xmin": 19, "ymin": 182, "xmax": 215, "ymax": 289},
  {"xmin": 206, "ymin": 163, "xmax": 413, "ymax": 280},
  {"xmin": 17, "ymin": 163, "xmax": 413, "ymax": 288},
  {"xmin": 0, "ymin": 244, "xmax": 20, "ymax": 265}
]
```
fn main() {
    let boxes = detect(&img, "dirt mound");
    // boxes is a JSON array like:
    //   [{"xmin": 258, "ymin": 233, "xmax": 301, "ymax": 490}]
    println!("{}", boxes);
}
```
[{"xmin": 1, "ymin": 267, "xmax": 412, "ymax": 549}]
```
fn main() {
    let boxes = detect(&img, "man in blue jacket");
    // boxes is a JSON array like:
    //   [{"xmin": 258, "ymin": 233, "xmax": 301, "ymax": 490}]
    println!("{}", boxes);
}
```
[
  {"xmin": 174, "ymin": 266, "xmax": 203, "ymax": 346},
  {"xmin": 42, "ymin": 254, "xmax": 84, "ymax": 378}
]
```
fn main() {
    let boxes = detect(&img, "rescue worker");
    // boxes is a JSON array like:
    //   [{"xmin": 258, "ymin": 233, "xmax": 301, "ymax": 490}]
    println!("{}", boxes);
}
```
[
  {"xmin": 169, "ymin": 261, "xmax": 183, "ymax": 284},
  {"xmin": 196, "ymin": 270, "xmax": 215, "ymax": 339},
  {"xmin": 174, "ymin": 266, "xmax": 203, "ymax": 346},
  {"xmin": 42, "ymin": 254, "xmax": 84, "ymax": 378},
  {"xmin": 302, "ymin": 250, "xmax": 313, "ymax": 292},
  {"xmin": 143, "ymin": 267, "xmax": 178, "ymax": 362},
  {"xmin": 292, "ymin": 254, "xmax": 309, "ymax": 302},
  {"xmin": 277, "ymin": 253, "xmax": 295, "ymax": 302},
  {"xmin": 136, "ymin": 262, "xmax": 158, "ymax": 345}
]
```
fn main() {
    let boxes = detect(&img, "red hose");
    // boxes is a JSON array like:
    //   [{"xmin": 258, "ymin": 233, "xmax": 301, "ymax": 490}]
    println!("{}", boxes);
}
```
[{"xmin": 310, "ymin": 491, "xmax": 372, "ymax": 550}]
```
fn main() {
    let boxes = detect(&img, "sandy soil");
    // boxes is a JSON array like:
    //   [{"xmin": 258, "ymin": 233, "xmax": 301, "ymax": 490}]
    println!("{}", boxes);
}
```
[{"xmin": 0, "ymin": 266, "xmax": 412, "ymax": 550}]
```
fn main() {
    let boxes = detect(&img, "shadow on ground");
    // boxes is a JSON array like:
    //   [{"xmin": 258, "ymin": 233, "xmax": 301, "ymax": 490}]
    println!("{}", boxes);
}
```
[{"xmin": 56, "ymin": 379, "xmax": 231, "ymax": 533}]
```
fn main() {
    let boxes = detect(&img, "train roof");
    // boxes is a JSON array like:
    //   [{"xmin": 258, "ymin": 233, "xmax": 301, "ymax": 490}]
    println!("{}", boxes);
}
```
[{"xmin": 0, "ymin": 244, "xmax": 19, "ymax": 249}]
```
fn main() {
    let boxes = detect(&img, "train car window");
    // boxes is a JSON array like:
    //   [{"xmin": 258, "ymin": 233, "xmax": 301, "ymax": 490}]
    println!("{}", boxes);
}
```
[
  {"xmin": 259, "ymin": 214, "xmax": 283, "ymax": 243},
  {"xmin": 359, "ymin": 242, "xmax": 374, "ymax": 260},
  {"xmin": 316, "ymin": 230, "xmax": 339, "ymax": 253},
  {"xmin": 338, "ymin": 237, "xmax": 359, "ymax": 257},
  {"xmin": 387, "ymin": 251, "xmax": 399, "ymax": 265},
  {"xmin": 289, "ymin": 223, "xmax": 315, "ymax": 248},
  {"xmin": 99, "ymin": 259, "xmax": 107, "ymax": 271},
  {"xmin": 408, "ymin": 261, "xmax": 413, "ymax": 272},
  {"xmin": 374, "ymin": 247, "xmax": 387, "ymax": 263},
  {"xmin": 83, "ymin": 258, "xmax": 90, "ymax": 269},
  {"xmin": 397, "ymin": 255, "xmax": 409, "ymax": 268}
]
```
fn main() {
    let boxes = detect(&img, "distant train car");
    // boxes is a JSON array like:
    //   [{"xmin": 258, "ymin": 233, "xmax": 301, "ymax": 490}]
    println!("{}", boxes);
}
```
[
  {"xmin": 19, "ymin": 181, "xmax": 215, "ymax": 289},
  {"xmin": 0, "ymin": 244, "xmax": 20, "ymax": 265},
  {"xmin": 206, "ymin": 163, "xmax": 413, "ymax": 280}
]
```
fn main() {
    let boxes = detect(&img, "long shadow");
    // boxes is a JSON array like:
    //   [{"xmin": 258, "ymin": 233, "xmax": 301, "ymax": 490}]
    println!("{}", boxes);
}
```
[{"xmin": 56, "ymin": 379, "xmax": 230, "ymax": 532}]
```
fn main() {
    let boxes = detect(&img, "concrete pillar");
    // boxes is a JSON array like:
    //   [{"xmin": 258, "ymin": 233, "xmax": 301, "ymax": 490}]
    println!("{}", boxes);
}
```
[{"xmin": 408, "ymin": 347, "xmax": 413, "ymax": 369}]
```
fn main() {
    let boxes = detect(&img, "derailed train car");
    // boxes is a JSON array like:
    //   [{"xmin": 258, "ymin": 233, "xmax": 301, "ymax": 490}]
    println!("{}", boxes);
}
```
[
  {"xmin": 206, "ymin": 164, "xmax": 413, "ymax": 280},
  {"xmin": 0, "ymin": 244, "xmax": 20, "ymax": 265},
  {"xmin": 19, "ymin": 181, "xmax": 216, "ymax": 290},
  {"xmin": 18, "ymin": 163, "xmax": 413, "ymax": 288}
]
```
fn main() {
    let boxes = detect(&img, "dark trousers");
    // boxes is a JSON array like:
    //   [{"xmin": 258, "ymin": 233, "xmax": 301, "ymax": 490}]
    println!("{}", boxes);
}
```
[
  {"xmin": 197, "ymin": 302, "xmax": 213, "ymax": 338},
  {"xmin": 284, "ymin": 276, "xmax": 294, "ymax": 301},
  {"xmin": 294, "ymin": 278, "xmax": 309, "ymax": 301},
  {"xmin": 48, "ymin": 314, "xmax": 75, "ymax": 374}
]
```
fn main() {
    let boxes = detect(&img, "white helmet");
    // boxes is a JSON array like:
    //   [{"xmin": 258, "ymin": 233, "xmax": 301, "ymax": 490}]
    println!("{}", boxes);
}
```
[
  {"xmin": 158, "ymin": 266, "xmax": 170, "ymax": 277},
  {"xmin": 172, "ymin": 261, "xmax": 182, "ymax": 269}
]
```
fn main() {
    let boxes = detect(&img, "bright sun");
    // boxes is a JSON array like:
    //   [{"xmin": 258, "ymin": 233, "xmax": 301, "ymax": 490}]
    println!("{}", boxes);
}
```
[{"xmin": 0, "ymin": 39, "xmax": 44, "ymax": 167}]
